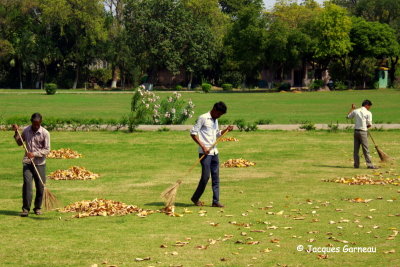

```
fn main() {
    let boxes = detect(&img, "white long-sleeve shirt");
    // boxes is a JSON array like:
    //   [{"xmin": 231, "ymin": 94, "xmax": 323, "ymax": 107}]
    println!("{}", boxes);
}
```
[
  {"xmin": 347, "ymin": 106, "xmax": 372, "ymax": 131},
  {"xmin": 190, "ymin": 112, "xmax": 222, "ymax": 155}
]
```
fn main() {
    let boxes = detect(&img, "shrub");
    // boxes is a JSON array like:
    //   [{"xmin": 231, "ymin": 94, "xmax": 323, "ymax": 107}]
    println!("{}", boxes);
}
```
[
  {"xmin": 234, "ymin": 119, "xmax": 258, "ymax": 132},
  {"xmin": 218, "ymin": 118, "xmax": 231, "ymax": 125},
  {"xmin": 278, "ymin": 82, "xmax": 291, "ymax": 91},
  {"xmin": 175, "ymin": 85, "xmax": 183, "ymax": 91},
  {"xmin": 157, "ymin": 127, "xmax": 170, "ymax": 132},
  {"xmin": 89, "ymin": 68, "xmax": 112, "ymax": 87},
  {"xmin": 299, "ymin": 121, "xmax": 316, "ymax": 131},
  {"xmin": 45, "ymin": 83, "xmax": 57, "ymax": 95},
  {"xmin": 309, "ymin": 80, "xmax": 324, "ymax": 91},
  {"xmin": 327, "ymin": 121, "xmax": 339, "ymax": 132},
  {"xmin": 221, "ymin": 83, "xmax": 233, "ymax": 91},
  {"xmin": 221, "ymin": 71, "xmax": 244, "ymax": 88},
  {"xmin": 335, "ymin": 81, "xmax": 348, "ymax": 90},
  {"xmin": 255, "ymin": 119, "xmax": 272, "ymax": 125},
  {"xmin": 131, "ymin": 86, "xmax": 195, "ymax": 125},
  {"xmin": 201, "ymin": 83, "xmax": 212, "ymax": 93}
]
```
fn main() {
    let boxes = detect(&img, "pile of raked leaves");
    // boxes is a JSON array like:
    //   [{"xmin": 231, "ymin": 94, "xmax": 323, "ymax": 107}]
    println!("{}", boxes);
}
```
[
  {"xmin": 221, "ymin": 158, "xmax": 256, "ymax": 168},
  {"xmin": 48, "ymin": 166, "xmax": 99, "ymax": 180},
  {"xmin": 59, "ymin": 198, "xmax": 158, "ymax": 218},
  {"xmin": 48, "ymin": 148, "xmax": 82, "ymax": 159}
]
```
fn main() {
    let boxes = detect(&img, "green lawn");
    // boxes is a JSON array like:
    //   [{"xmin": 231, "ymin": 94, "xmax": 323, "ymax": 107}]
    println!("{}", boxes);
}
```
[
  {"xmin": 1, "ymin": 89, "xmax": 400, "ymax": 124},
  {"xmin": 0, "ymin": 130, "xmax": 399, "ymax": 266}
]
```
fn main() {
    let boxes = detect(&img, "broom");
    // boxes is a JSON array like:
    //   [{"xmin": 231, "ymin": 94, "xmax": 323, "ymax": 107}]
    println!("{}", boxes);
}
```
[
  {"xmin": 16, "ymin": 129, "xmax": 59, "ymax": 211},
  {"xmin": 161, "ymin": 129, "xmax": 230, "ymax": 207},
  {"xmin": 368, "ymin": 131, "xmax": 390, "ymax": 162}
]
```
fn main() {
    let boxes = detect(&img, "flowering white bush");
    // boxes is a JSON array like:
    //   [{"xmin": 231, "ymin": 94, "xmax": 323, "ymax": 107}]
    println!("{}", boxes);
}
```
[{"xmin": 131, "ymin": 87, "xmax": 195, "ymax": 125}]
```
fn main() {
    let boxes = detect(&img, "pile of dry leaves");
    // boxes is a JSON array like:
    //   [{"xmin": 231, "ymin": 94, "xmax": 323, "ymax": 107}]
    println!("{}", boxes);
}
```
[
  {"xmin": 220, "ymin": 137, "xmax": 239, "ymax": 142},
  {"xmin": 48, "ymin": 148, "xmax": 82, "ymax": 159},
  {"xmin": 59, "ymin": 198, "xmax": 158, "ymax": 218},
  {"xmin": 324, "ymin": 174, "xmax": 400, "ymax": 186},
  {"xmin": 222, "ymin": 158, "xmax": 256, "ymax": 168},
  {"xmin": 48, "ymin": 166, "xmax": 100, "ymax": 180}
]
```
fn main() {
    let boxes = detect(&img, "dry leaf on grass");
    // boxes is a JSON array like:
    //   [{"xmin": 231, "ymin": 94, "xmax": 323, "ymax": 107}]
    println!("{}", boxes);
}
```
[
  {"xmin": 383, "ymin": 249, "xmax": 395, "ymax": 254},
  {"xmin": 324, "ymin": 174, "xmax": 400, "ymax": 186}
]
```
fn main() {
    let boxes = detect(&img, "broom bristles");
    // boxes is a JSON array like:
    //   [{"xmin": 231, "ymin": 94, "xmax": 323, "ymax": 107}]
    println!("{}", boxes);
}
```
[
  {"xmin": 161, "ymin": 180, "xmax": 182, "ymax": 207},
  {"xmin": 43, "ymin": 187, "xmax": 60, "ymax": 211},
  {"xmin": 375, "ymin": 146, "xmax": 390, "ymax": 162}
]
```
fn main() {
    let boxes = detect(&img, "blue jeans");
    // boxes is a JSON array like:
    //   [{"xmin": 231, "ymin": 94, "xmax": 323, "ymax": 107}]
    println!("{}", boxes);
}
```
[{"xmin": 191, "ymin": 154, "xmax": 220, "ymax": 204}]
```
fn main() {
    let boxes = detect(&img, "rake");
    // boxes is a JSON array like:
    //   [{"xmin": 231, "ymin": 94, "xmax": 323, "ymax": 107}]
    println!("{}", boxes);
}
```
[
  {"xmin": 368, "ymin": 131, "xmax": 390, "ymax": 162},
  {"xmin": 161, "ymin": 129, "xmax": 230, "ymax": 207},
  {"xmin": 16, "ymin": 130, "xmax": 59, "ymax": 211}
]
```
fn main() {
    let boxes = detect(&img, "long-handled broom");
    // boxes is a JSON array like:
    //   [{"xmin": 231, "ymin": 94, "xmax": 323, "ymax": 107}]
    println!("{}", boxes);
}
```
[
  {"xmin": 368, "ymin": 131, "xmax": 390, "ymax": 162},
  {"xmin": 161, "ymin": 129, "xmax": 230, "ymax": 207},
  {"xmin": 16, "ymin": 129, "xmax": 59, "ymax": 211}
]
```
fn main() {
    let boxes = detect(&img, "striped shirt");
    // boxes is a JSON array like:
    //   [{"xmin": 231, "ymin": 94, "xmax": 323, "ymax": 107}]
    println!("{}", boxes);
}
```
[{"xmin": 14, "ymin": 126, "xmax": 50, "ymax": 165}]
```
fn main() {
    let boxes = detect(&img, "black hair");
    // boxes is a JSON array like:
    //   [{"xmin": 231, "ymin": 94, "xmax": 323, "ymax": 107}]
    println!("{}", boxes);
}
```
[
  {"xmin": 362, "ymin": 100, "xmax": 372, "ymax": 107},
  {"xmin": 30, "ymin": 113, "xmax": 42, "ymax": 122},
  {"xmin": 213, "ymin": 101, "xmax": 227, "ymax": 114}
]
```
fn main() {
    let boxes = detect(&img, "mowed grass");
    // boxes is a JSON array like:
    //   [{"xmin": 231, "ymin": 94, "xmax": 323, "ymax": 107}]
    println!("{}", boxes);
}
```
[
  {"xmin": 0, "ymin": 130, "xmax": 399, "ymax": 266},
  {"xmin": 1, "ymin": 89, "xmax": 400, "ymax": 124}
]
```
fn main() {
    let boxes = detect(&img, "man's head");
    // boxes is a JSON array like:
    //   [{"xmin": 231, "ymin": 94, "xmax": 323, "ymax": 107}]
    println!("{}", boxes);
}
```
[
  {"xmin": 362, "ymin": 100, "xmax": 373, "ymax": 110},
  {"xmin": 210, "ymin": 101, "xmax": 227, "ymax": 119},
  {"xmin": 30, "ymin": 113, "xmax": 42, "ymax": 132}
]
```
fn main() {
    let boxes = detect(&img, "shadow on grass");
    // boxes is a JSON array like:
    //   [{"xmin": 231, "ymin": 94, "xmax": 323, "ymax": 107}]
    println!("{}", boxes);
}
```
[
  {"xmin": 314, "ymin": 165, "xmax": 355, "ymax": 169},
  {"xmin": 0, "ymin": 210, "xmax": 52, "ymax": 220},
  {"xmin": 145, "ymin": 202, "xmax": 192, "ymax": 207}
]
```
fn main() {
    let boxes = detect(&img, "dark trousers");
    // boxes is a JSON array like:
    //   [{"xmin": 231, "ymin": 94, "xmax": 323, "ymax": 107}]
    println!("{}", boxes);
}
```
[
  {"xmin": 353, "ymin": 131, "xmax": 373, "ymax": 168},
  {"xmin": 192, "ymin": 154, "xmax": 220, "ymax": 204},
  {"xmin": 22, "ymin": 163, "xmax": 46, "ymax": 211}
]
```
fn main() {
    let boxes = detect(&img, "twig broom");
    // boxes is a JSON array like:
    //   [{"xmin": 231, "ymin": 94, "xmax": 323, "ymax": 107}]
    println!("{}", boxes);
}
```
[
  {"xmin": 16, "ymin": 130, "xmax": 59, "ymax": 211},
  {"xmin": 161, "ymin": 129, "xmax": 230, "ymax": 207},
  {"xmin": 368, "ymin": 131, "xmax": 390, "ymax": 162}
]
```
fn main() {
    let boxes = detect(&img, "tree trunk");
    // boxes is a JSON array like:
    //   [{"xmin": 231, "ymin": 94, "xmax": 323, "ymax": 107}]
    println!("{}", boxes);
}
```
[
  {"xmin": 73, "ymin": 65, "xmax": 79, "ymax": 89},
  {"xmin": 17, "ymin": 58, "xmax": 23, "ymax": 89},
  {"xmin": 111, "ymin": 65, "xmax": 118, "ymax": 88},
  {"xmin": 389, "ymin": 56, "xmax": 399, "ymax": 86},
  {"xmin": 187, "ymin": 72, "xmax": 193, "ymax": 90}
]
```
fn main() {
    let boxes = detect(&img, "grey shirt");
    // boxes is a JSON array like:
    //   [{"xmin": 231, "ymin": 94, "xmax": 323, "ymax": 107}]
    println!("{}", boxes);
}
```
[{"xmin": 14, "ymin": 126, "xmax": 50, "ymax": 165}]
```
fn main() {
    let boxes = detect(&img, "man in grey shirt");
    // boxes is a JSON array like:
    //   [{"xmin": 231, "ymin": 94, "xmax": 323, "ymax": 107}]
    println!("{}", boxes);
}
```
[
  {"xmin": 13, "ymin": 113, "xmax": 51, "ymax": 217},
  {"xmin": 347, "ymin": 100, "xmax": 377, "ymax": 169}
]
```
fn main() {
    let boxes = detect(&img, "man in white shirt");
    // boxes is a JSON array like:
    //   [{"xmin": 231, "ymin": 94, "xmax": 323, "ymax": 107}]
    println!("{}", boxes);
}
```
[
  {"xmin": 190, "ymin": 102, "xmax": 233, "ymax": 207},
  {"xmin": 346, "ymin": 100, "xmax": 377, "ymax": 169}
]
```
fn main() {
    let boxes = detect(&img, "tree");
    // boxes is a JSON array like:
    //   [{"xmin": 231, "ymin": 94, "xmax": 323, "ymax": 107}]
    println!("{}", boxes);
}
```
[
  {"xmin": 335, "ymin": 17, "xmax": 399, "ymax": 87},
  {"xmin": 182, "ymin": 0, "xmax": 228, "ymax": 88},
  {"xmin": 333, "ymin": 0, "xmax": 400, "ymax": 84},
  {"xmin": 39, "ymin": 0, "xmax": 107, "ymax": 89},
  {"xmin": 307, "ymin": 3, "xmax": 352, "ymax": 71},
  {"xmin": 224, "ymin": 3, "xmax": 267, "ymax": 86}
]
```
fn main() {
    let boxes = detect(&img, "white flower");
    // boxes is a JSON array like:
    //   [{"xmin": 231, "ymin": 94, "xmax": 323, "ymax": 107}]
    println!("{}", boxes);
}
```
[
  {"xmin": 171, "ymin": 108, "xmax": 176, "ymax": 114},
  {"xmin": 168, "ymin": 97, "xmax": 173, "ymax": 103},
  {"xmin": 165, "ymin": 112, "xmax": 171, "ymax": 118},
  {"xmin": 145, "ymin": 104, "xmax": 149, "ymax": 109}
]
